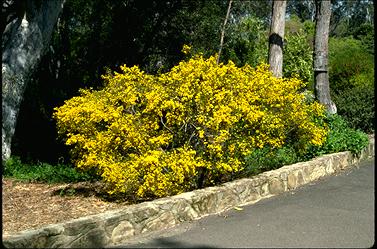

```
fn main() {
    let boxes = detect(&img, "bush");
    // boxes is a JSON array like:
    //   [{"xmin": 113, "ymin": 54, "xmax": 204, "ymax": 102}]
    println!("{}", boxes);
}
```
[
  {"xmin": 352, "ymin": 23, "xmax": 374, "ymax": 55},
  {"xmin": 321, "ymin": 114, "xmax": 369, "ymax": 155},
  {"xmin": 304, "ymin": 114, "xmax": 369, "ymax": 158},
  {"xmin": 283, "ymin": 15, "xmax": 314, "ymax": 89},
  {"xmin": 329, "ymin": 37, "xmax": 374, "ymax": 93},
  {"xmin": 53, "ymin": 51, "xmax": 328, "ymax": 199},
  {"xmin": 3, "ymin": 156, "xmax": 99, "ymax": 183},
  {"xmin": 283, "ymin": 32, "xmax": 313, "ymax": 85},
  {"xmin": 243, "ymin": 145, "xmax": 300, "ymax": 176},
  {"xmin": 328, "ymin": 37, "xmax": 374, "ymax": 133},
  {"xmin": 243, "ymin": 114, "xmax": 370, "ymax": 174},
  {"xmin": 333, "ymin": 84, "xmax": 374, "ymax": 133}
]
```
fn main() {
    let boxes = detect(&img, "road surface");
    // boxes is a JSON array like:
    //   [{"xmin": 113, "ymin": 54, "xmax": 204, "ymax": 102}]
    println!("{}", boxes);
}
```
[{"xmin": 111, "ymin": 157, "xmax": 375, "ymax": 248}]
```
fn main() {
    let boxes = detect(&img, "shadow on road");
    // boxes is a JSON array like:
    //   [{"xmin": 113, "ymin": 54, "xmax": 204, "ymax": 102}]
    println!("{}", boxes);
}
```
[{"xmin": 111, "ymin": 236, "xmax": 219, "ymax": 248}]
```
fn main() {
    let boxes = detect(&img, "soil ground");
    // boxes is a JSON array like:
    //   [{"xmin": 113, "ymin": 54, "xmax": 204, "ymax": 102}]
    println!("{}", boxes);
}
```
[{"xmin": 2, "ymin": 178, "xmax": 131, "ymax": 236}]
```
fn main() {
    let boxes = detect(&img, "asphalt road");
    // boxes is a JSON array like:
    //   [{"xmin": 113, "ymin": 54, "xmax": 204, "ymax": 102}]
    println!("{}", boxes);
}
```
[{"xmin": 112, "ymin": 158, "xmax": 375, "ymax": 248}]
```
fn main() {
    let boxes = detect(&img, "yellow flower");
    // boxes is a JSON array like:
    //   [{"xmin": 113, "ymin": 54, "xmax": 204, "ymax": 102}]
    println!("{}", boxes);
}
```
[
  {"xmin": 198, "ymin": 130, "xmax": 205, "ymax": 138},
  {"xmin": 53, "ymin": 50, "xmax": 328, "ymax": 199},
  {"xmin": 181, "ymin": 44, "xmax": 192, "ymax": 55}
]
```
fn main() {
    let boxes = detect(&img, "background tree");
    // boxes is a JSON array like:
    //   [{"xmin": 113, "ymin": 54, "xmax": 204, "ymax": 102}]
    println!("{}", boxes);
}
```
[
  {"xmin": 286, "ymin": 0, "xmax": 315, "ymax": 22},
  {"xmin": 220, "ymin": 0, "xmax": 271, "ymax": 67},
  {"xmin": 313, "ymin": 0, "xmax": 337, "ymax": 114},
  {"xmin": 330, "ymin": 0, "xmax": 374, "ymax": 37},
  {"xmin": 222, "ymin": 15, "xmax": 269, "ymax": 67},
  {"xmin": 2, "ymin": 0, "xmax": 65, "ymax": 162},
  {"xmin": 268, "ymin": 0, "xmax": 286, "ymax": 77}
]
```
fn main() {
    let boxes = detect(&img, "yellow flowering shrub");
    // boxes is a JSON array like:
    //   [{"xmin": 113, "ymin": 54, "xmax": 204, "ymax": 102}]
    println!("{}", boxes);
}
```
[{"xmin": 53, "ymin": 51, "xmax": 328, "ymax": 198}]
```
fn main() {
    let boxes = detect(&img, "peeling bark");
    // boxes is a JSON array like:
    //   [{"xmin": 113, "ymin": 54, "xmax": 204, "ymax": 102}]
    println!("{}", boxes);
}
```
[
  {"xmin": 2, "ymin": 0, "xmax": 65, "ymax": 162},
  {"xmin": 268, "ymin": 0, "xmax": 286, "ymax": 78},
  {"xmin": 313, "ymin": 0, "xmax": 337, "ymax": 114}
]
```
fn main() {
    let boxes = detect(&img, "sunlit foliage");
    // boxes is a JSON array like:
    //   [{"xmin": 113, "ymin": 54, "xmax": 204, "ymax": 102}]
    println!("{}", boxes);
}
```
[{"xmin": 54, "ymin": 50, "xmax": 328, "ymax": 198}]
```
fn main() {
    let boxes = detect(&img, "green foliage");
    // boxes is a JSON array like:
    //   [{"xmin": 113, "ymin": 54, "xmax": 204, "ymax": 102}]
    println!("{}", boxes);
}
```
[
  {"xmin": 243, "ymin": 145, "xmax": 299, "ymax": 176},
  {"xmin": 330, "ymin": 0, "xmax": 374, "ymax": 38},
  {"xmin": 333, "ymin": 84, "xmax": 375, "ymax": 133},
  {"xmin": 352, "ymin": 23, "xmax": 374, "ymax": 55},
  {"xmin": 3, "ymin": 156, "xmax": 99, "ymax": 183},
  {"xmin": 283, "ymin": 15, "xmax": 314, "ymax": 88},
  {"xmin": 286, "ymin": 2, "xmax": 315, "ymax": 23},
  {"xmin": 329, "ymin": 37, "xmax": 374, "ymax": 93},
  {"xmin": 283, "ymin": 32, "xmax": 313, "ymax": 84},
  {"xmin": 285, "ymin": 14, "xmax": 305, "ymax": 35},
  {"xmin": 321, "ymin": 114, "xmax": 369, "ymax": 155},
  {"xmin": 303, "ymin": 20, "xmax": 315, "ymax": 39},
  {"xmin": 328, "ymin": 36, "xmax": 374, "ymax": 133},
  {"xmin": 222, "ymin": 16, "xmax": 268, "ymax": 67},
  {"xmin": 173, "ymin": 0, "xmax": 226, "ymax": 60},
  {"xmin": 243, "ymin": 114, "xmax": 370, "ymax": 175},
  {"xmin": 305, "ymin": 114, "xmax": 369, "ymax": 158}
]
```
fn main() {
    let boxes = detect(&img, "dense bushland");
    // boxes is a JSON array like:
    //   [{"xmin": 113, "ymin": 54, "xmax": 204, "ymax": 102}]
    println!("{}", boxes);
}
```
[{"xmin": 329, "ymin": 37, "xmax": 374, "ymax": 133}]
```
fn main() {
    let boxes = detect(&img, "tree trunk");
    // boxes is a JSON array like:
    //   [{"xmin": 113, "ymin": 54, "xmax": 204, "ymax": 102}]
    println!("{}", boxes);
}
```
[
  {"xmin": 313, "ymin": 0, "xmax": 337, "ymax": 114},
  {"xmin": 2, "ymin": 0, "xmax": 65, "ymax": 162},
  {"xmin": 268, "ymin": 0, "xmax": 286, "ymax": 78},
  {"xmin": 217, "ymin": 0, "xmax": 233, "ymax": 64}
]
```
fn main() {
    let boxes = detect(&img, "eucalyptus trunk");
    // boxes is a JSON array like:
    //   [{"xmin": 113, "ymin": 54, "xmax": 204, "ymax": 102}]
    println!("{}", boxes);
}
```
[
  {"xmin": 217, "ymin": 0, "xmax": 233, "ymax": 64},
  {"xmin": 2, "ymin": 0, "xmax": 65, "ymax": 162},
  {"xmin": 268, "ymin": 0, "xmax": 286, "ymax": 78},
  {"xmin": 313, "ymin": 0, "xmax": 337, "ymax": 114}
]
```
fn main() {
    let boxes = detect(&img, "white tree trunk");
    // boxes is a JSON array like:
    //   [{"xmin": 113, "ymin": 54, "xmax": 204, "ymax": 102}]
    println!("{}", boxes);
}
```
[
  {"xmin": 313, "ymin": 0, "xmax": 337, "ymax": 114},
  {"xmin": 2, "ymin": 0, "xmax": 65, "ymax": 162},
  {"xmin": 268, "ymin": 0, "xmax": 286, "ymax": 78}
]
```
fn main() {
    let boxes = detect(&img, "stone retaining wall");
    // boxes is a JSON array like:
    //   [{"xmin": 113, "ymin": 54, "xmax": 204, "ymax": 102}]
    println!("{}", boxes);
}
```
[{"xmin": 3, "ymin": 135, "xmax": 374, "ymax": 248}]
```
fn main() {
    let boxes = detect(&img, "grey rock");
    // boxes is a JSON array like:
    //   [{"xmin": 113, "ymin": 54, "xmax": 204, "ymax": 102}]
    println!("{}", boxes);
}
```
[
  {"xmin": 111, "ymin": 220, "xmax": 135, "ymax": 244},
  {"xmin": 268, "ymin": 178, "xmax": 285, "ymax": 195}
]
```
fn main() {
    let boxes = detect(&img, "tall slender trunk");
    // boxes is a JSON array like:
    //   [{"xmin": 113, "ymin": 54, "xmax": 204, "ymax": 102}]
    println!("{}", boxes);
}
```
[
  {"xmin": 2, "ymin": 0, "xmax": 65, "ymax": 162},
  {"xmin": 313, "ymin": 0, "xmax": 337, "ymax": 114},
  {"xmin": 217, "ymin": 0, "xmax": 233, "ymax": 64},
  {"xmin": 268, "ymin": 0, "xmax": 286, "ymax": 78}
]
